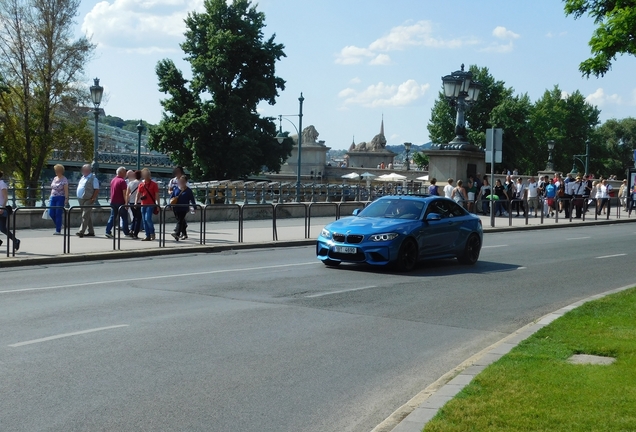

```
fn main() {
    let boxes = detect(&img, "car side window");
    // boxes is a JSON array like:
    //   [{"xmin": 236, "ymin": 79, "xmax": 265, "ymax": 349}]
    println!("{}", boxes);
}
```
[
  {"xmin": 446, "ymin": 201, "xmax": 466, "ymax": 217},
  {"xmin": 426, "ymin": 200, "xmax": 449, "ymax": 219}
]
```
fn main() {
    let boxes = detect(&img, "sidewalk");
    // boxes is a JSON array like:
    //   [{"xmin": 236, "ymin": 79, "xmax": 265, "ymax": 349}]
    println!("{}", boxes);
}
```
[{"xmin": 1, "ymin": 209, "xmax": 634, "ymax": 266}]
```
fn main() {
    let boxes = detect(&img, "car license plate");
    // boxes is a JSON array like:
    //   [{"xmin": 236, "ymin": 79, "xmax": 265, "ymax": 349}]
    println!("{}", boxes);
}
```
[{"xmin": 334, "ymin": 246, "xmax": 357, "ymax": 254}]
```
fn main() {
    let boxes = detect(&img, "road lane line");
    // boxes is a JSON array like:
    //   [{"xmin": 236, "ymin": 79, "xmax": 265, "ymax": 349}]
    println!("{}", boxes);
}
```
[
  {"xmin": 596, "ymin": 254, "xmax": 627, "ymax": 259},
  {"xmin": 9, "ymin": 325, "xmax": 129, "ymax": 347},
  {"xmin": 482, "ymin": 245, "xmax": 508, "ymax": 249},
  {"xmin": 0, "ymin": 262, "xmax": 318, "ymax": 295},
  {"xmin": 567, "ymin": 236, "xmax": 591, "ymax": 240},
  {"xmin": 306, "ymin": 286, "xmax": 378, "ymax": 298}
]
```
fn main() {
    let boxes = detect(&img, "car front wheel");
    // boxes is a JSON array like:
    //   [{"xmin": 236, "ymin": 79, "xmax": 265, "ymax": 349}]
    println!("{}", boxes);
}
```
[
  {"xmin": 395, "ymin": 238, "xmax": 418, "ymax": 272},
  {"xmin": 458, "ymin": 234, "xmax": 481, "ymax": 265}
]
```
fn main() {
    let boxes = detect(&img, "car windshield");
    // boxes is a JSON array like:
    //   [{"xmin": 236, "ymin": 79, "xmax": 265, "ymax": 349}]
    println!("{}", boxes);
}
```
[{"xmin": 358, "ymin": 199, "xmax": 424, "ymax": 220}]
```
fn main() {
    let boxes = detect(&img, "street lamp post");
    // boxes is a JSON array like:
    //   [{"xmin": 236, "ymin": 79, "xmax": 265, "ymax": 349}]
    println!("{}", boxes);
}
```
[
  {"xmin": 276, "ymin": 93, "xmax": 304, "ymax": 202},
  {"xmin": 546, "ymin": 140, "xmax": 555, "ymax": 171},
  {"xmin": 89, "ymin": 78, "xmax": 104, "ymax": 174},
  {"xmin": 404, "ymin": 142, "xmax": 412, "ymax": 171},
  {"xmin": 572, "ymin": 139, "xmax": 590, "ymax": 174},
  {"xmin": 441, "ymin": 64, "xmax": 482, "ymax": 144},
  {"xmin": 136, "ymin": 120, "xmax": 144, "ymax": 171}
]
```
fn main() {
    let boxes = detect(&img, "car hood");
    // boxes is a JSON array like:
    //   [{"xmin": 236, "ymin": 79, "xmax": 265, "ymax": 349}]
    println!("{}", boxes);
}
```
[{"xmin": 325, "ymin": 216, "xmax": 418, "ymax": 234}]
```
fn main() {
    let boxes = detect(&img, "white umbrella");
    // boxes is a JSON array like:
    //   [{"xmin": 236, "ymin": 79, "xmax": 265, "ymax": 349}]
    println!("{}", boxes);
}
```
[
  {"xmin": 378, "ymin": 173, "xmax": 407, "ymax": 182},
  {"xmin": 360, "ymin": 172, "xmax": 376, "ymax": 178},
  {"xmin": 416, "ymin": 175, "xmax": 429, "ymax": 181},
  {"xmin": 341, "ymin": 172, "xmax": 360, "ymax": 179}
]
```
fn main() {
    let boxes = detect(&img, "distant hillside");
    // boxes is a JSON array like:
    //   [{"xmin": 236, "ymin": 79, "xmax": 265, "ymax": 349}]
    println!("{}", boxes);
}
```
[{"xmin": 99, "ymin": 115, "xmax": 153, "ymax": 134}]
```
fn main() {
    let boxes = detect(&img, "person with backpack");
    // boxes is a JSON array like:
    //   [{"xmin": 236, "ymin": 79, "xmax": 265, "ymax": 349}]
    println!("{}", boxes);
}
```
[{"xmin": 136, "ymin": 168, "xmax": 159, "ymax": 242}]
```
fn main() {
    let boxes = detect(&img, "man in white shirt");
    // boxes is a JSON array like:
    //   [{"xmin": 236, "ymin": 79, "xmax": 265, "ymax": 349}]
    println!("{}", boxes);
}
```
[
  {"xmin": 444, "ymin": 178, "xmax": 454, "ymax": 199},
  {"xmin": 75, "ymin": 164, "xmax": 100, "ymax": 237},
  {"xmin": 597, "ymin": 179, "xmax": 611, "ymax": 215},
  {"xmin": 0, "ymin": 170, "xmax": 20, "ymax": 251},
  {"xmin": 526, "ymin": 177, "xmax": 539, "ymax": 217}
]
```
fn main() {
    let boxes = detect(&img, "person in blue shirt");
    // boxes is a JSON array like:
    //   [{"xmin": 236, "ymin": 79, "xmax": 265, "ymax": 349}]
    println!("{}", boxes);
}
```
[
  {"xmin": 545, "ymin": 180, "xmax": 557, "ymax": 217},
  {"xmin": 170, "ymin": 175, "xmax": 196, "ymax": 241}
]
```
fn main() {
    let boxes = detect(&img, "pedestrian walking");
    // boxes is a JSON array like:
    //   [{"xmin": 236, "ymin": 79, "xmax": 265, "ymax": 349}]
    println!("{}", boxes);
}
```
[
  {"xmin": 168, "ymin": 166, "xmax": 185, "ymax": 195},
  {"xmin": 526, "ymin": 176, "xmax": 539, "ymax": 217},
  {"xmin": 105, "ymin": 167, "xmax": 129, "ymax": 239},
  {"xmin": 127, "ymin": 170, "xmax": 142, "ymax": 239},
  {"xmin": 428, "ymin": 178, "xmax": 439, "ymax": 196},
  {"xmin": 513, "ymin": 177, "xmax": 526, "ymax": 217},
  {"xmin": 0, "ymin": 170, "xmax": 20, "ymax": 251},
  {"xmin": 136, "ymin": 168, "xmax": 159, "ymax": 242},
  {"xmin": 48, "ymin": 164, "xmax": 68, "ymax": 235},
  {"xmin": 443, "ymin": 178, "xmax": 454, "ymax": 199},
  {"xmin": 493, "ymin": 179, "xmax": 509, "ymax": 217},
  {"xmin": 170, "ymin": 176, "xmax": 196, "ymax": 241},
  {"xmin": 75, "ymin": 164, "xmax": 99, "ymax": 237},
  {"xmin": 619, "ymin": 179, "xmax": 628, "ymax": 210},
  {"xmin": 476, "ymin": 177, "xmax": 491, "ymax": 215},
  {"xmin": 572, "ymin": 175, "xmax": 586, "ymax": 218},
  {"xmin": 597, "ymin": 178, "xmax": 611, "ymax": 215},
  {"xmin": 451, "ymin": 180, "xmax": 467, "ymax": 207}
]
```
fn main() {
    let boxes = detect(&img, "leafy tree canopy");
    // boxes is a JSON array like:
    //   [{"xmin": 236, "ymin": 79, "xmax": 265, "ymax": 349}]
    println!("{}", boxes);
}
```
[
  {"xmin": 148, "ymin": 0, "xmax": 291, "ymax": 180},
  {"xmin": 564, "ymin": 0, "xmax": 636, "ymax": 77}
]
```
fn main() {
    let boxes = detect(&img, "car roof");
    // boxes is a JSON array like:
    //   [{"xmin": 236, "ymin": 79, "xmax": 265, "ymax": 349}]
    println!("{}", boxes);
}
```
[{"xmin": 376, "ymin": 194, "xmax": 433, "ymax": 202}]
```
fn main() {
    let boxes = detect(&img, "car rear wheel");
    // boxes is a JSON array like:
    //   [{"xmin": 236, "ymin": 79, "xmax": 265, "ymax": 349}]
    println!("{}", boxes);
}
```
[
  {"xmin": 458, "ymin": 234, "xmax": 481, "ymax": 265},
  {"xmin": 395, "ymin": 238, "xmax": 418, "ymax": 272},
  {"xmin": 322, "ymin": 259, "xmax": 341, "ymax": 267}
]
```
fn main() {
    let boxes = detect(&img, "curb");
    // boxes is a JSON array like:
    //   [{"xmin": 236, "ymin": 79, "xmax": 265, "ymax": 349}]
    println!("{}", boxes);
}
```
[
  {"xmin": 373, "ymin": 283, "xmax": 636, "ymax": 432},
  {"xmin": 0, "ymin": 239, "xmax": 316, "ymax": 268},
  {"xmin": 1, "ymin": 217, "xmax": 634, "ymax": 268}
]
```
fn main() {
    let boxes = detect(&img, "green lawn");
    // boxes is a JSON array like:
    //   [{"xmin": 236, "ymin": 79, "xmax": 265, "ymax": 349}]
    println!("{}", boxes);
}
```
[{"xmin": 424, "ymin": 288, "xmax": 636, "ymax": 432}]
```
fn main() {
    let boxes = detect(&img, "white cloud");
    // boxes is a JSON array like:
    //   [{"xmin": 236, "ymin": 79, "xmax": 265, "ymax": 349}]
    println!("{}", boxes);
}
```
[
  {"xmin": 586, "ymin": 88, "xmax": 622, "ymax": 106},
  {"xmin": 349, "ymin": 77, "xmax": 361, "ymax": 84},
  {"xmin": 335, "ymin": 45, "xmax": 375, "ymax": 65},
  {"xmin": 82, "ymin": 0, "xmax": 205, "ymax": 53},
  {"xmin": 561, "ymin": 91, "xmax": 571, "ymax": 100},
  {"xmin": 338, "ymin": 79, "xmax": 430, "ymax": 108},
  {"xmin": 480, "ymin": 26, "xmax": 520, "ymax": 54},
  {"xmin": 335, "ymin": 20, "xmax": 477, "ymax": 65},
  {"xmin": 369, "ymin": 54, "xmax": 392, "ymax": 66},
  {"xmin": 493, "ymin": 26, "xmax": 520, "ymax": 40},
  {"xmin": 546, "ymin": 31, "xmax": 568, "ymax": 38}
]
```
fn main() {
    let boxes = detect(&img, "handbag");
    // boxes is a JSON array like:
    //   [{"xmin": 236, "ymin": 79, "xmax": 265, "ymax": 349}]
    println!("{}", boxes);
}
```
[
  {"xmin": 42, "ymin": 209, "xmax": 52, "ymax": 220},
  {"xmin": 170, "ymin": 190, "xmax": 182, "ymax": 206}
]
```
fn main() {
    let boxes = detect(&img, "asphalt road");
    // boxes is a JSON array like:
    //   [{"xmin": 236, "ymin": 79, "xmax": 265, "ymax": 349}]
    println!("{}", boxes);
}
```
[{"xmin": 1, "ymin": 224, "xmax": 634, "ymax": 432}]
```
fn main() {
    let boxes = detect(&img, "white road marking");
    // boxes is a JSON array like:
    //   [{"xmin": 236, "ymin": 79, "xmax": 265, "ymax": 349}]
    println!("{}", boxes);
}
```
[
  {"xmin": 0, "ymin": 262, "xmax": 318, "ymax": 295},
  {"xmin": 306, "ymin": 286, "xmax": 378, "ymax": 298},
  {"xmin": 482, "ymin": 245, "xmax": 508, "ymax": 249},
  {"xmin": 9, "ymin": 325, "xmax": 129, "ymax": 348},
  {"xmin": 567, "ymin": 236, "xmax": 591, "ymax": 240},
  {"xmin": 596, "ymin": 254, "xmax": 627, "ymax": 259}
]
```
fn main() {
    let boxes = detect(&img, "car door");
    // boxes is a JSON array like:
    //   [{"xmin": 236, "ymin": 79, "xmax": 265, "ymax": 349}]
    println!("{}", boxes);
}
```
[{"xmin": 418, "ymin": 199, "xmax": 457, "ymax": 257}]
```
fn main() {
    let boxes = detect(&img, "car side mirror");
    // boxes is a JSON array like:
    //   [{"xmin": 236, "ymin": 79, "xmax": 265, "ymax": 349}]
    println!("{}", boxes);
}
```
[
  {"xmin": 352, "ymin": 208, "xmax": 361, "ymax": 216},
  {"xmin": 426, "ymin": 213, "xmax": 441, "ymax": 221}
]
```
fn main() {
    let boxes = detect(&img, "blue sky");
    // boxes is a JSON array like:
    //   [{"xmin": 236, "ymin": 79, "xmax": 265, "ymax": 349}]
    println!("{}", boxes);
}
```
[{"xmin": 77, "ymin": 0, "xmax": 636, "ymax": 150}]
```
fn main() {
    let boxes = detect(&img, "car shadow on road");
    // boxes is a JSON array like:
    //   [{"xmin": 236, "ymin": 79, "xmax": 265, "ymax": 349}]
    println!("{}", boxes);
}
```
[{"xmin": 327, "ymin": 260, "xmax": 522, "ymax": 277}]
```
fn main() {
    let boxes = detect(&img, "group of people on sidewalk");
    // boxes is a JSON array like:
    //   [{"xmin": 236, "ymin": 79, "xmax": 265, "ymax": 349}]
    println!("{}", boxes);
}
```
[
  {"xmin": 429, "ymin": 173, "xmax": 626, "ymax": 219},
  {"xmin": 0, "ymin": 165, "xmax": 197, "ymax": 252}
]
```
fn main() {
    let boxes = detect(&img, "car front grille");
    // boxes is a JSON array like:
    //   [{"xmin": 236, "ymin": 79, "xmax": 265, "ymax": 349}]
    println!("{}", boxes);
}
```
[
  {"xmin": 333, "ymin": 233, "xmax": 346, "ymax": 242},
  {"xmin": 346, "ymin": 235, "xmax": 364, "ymax": 244},
  {"xmin": 329, "ymin": 251, "xmax": 366, "ymax": 262}
]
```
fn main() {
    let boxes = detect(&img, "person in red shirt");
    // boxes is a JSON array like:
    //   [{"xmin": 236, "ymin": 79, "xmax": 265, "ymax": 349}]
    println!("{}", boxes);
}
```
[
  {"xmin": 105, "ymin": 167, "xmax": 129, "ymax": 238},
  {"xmin": 135, "ymin": 168, "xmax": 159, "ymax": 241}
]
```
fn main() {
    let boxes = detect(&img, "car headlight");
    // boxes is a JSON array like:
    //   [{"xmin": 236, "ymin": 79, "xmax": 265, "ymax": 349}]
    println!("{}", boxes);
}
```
[
  {"xmin": 321, "ymin": 228, "xmax": 332, "ymax": 239},
  {"xmin": 370, "ymin": 233, "xmax": 399, "ymax": 242}
]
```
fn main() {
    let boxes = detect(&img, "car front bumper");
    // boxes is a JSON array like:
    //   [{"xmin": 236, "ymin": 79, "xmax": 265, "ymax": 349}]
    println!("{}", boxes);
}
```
[{"xmin": 316, "ymin": 239, "xmax": 396, "ymax": 266}]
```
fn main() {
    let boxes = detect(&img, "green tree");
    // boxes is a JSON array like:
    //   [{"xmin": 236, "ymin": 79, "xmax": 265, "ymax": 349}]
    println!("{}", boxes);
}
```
[
  {"xmin": 530, "ymin": 86, "xmax": 601, "ymax": 174},
  {"xmin": 564, "ymin": 0, "xmax": 636, "ymax": 77},
  {"xmin": 149, "ymin": 0, "xmax": 290, "ymax": 180},
  {"xmin": 596, "ymin": 117, "xmax": 636, "ymax": 176},
  {"xmin": 489, "ymin": 93, "xmax": 535, "ymax": 174},
  {"xmin": 412, "ymin": 151, "xmax": 429, "ymax": 169},
  {"xmin": 0, "ymin": 0, "xmax": 94, "ymax": 203},
  {"xmin": 427, "ymin": 65, "xmax": 513, "ymax": 147}
]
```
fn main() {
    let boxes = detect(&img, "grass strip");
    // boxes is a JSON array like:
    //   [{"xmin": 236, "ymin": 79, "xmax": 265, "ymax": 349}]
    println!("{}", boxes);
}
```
[{"xmin": 424, "ymin": 287, "xmax": 636, "ymax": 432}]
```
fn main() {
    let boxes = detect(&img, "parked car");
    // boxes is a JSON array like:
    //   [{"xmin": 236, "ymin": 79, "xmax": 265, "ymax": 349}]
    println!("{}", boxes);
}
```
[{"xmin": 316, "ymin": 195, "xmax": 483, "ymax": 271}]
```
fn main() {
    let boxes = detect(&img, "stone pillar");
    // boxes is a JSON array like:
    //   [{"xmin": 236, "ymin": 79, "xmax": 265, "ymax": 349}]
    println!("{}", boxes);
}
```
[{"xmin": 423, "ymin": 144, "xmax": 486, "ymax": 183}]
